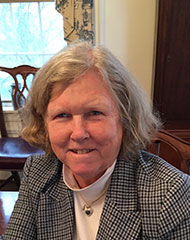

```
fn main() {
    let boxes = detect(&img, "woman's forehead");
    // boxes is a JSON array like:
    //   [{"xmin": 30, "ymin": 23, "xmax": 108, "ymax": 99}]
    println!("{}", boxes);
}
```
[
  {"xmin": 50, "ymin": 69, "xmax": 108, "ymax": 100},
  {"xmin": 47, "ymin": 69, "xmax": 119, "ymax": 111}
]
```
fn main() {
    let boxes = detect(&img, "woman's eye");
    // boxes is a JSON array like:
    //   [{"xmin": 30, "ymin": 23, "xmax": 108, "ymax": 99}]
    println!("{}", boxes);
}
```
[
  {"xmin": 90, "ymin": 111, "xmax": 102, "ymax": 116},
  {"xmin": 56, "ymin": 113, "xmax": 70, "ymax": 118}
]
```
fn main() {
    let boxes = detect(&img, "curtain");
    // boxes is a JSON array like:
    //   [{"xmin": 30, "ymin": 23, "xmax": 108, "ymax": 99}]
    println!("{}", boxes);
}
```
[{"xmin": 56, "ymin": 0, "xmax": 95, "ymax": 44}]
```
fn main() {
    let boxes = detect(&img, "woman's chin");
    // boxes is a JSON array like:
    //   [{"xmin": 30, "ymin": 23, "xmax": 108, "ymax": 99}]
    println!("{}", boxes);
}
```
[{"xmin": 72, "ymin": 167, "xmax": 104, "ymax": 188}]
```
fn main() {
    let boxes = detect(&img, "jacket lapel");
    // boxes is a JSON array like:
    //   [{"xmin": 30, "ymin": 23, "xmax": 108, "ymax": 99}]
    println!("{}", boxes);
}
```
[
  {"xmin": 97, "ymin": 158, "xmax": 142, "ymax": 239},
  {"xmin": 36, "ymin": 158, "xmax": 75, "ymax": 240},
  {"xmin": 97, "ymin": 199, "xmax": 141, "ymax": 240},
  {"xmin": 37, "ymin": 189, "xmax": 75, "ymax": 240}
]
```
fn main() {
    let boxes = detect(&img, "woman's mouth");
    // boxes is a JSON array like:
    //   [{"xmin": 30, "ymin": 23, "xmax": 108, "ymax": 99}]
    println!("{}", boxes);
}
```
[{"xmin": 70, "ymin": 149, "xmax": 94, "ymax": 154}]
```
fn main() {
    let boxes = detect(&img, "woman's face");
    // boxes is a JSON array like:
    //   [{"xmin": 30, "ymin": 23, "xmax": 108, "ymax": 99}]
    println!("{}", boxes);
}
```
[{"xmin": 46, "ymin": 69, "xmax": 123, "ymax": 188}]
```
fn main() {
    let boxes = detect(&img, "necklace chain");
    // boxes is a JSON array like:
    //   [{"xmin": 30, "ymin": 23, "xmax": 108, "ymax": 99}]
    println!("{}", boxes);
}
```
[{"xmin": 79, "ymin": 188, "xmax": 107, "ymax": 216}]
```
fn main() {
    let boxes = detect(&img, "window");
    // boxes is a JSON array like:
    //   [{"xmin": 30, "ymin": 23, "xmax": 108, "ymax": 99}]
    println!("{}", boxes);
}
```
[{"xmin": 0, "ymin": 0, "xmax": 66, "ymax": 106}]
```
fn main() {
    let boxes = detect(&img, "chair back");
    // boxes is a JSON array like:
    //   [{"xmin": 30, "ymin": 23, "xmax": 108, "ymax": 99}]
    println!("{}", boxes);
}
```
[
  {"xmin": 0, "ymin": 65, "xmax": 39, "ymax": 109},
  {"xmin": 0, "ymin": 66, "xmax": 43, "ymax": 190},
  {"xmin": 148, "ymin": 130, "xmax": 190, "ymax": 174}
]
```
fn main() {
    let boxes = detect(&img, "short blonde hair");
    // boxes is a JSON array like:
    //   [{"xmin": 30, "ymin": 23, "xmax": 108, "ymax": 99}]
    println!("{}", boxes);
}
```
[{"xmin": 22, "ymin": 41, "xmax": 161, "ymax": 157}]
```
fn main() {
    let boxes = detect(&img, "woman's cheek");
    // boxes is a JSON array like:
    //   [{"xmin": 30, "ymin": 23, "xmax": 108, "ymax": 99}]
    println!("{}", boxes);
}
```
[{"xmin": 89, "ymin": 124, "xmax": 110, "ymax": 142}]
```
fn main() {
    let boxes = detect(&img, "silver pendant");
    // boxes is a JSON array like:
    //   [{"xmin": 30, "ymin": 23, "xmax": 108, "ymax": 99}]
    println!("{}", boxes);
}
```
[{"xmin": 83, "ymin": 205, "xmax": 93, "ymax": 216}]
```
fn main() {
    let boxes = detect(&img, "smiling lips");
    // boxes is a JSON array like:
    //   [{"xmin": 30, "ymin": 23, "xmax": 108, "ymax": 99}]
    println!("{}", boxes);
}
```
[{"xmin": 70, "ymin": 149, "xmax": 94, "ymax": 154}]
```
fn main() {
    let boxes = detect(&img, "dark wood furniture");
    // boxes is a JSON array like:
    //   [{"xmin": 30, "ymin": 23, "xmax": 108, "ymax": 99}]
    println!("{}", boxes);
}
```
[
  {"xmin": 0, "ymin": 65, "xmax": 43, "ymax": 190},
  {"xmin": 154, "ymin": 0, "xmax": 190, "ymax": 141},
  {"xmin": 0, "ymin": 191, "xmax": 18, "ymax": 235},
  {"xmin": 0, "ymin": 96, "xmax": 43, "ymax": 189},
  {"xmin": 0, "ymin": 65, "xmax": 39, "ymax": 109},
  {"xmin": 148, "ymin": 130, "xmax": 190, "ymax": 174}
]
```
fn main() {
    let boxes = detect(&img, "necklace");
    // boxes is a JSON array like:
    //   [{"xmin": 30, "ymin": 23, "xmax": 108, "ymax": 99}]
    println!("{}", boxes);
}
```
[{"xmin": 79, "ymin": 188, "xmax": 107, "ymax": 217}]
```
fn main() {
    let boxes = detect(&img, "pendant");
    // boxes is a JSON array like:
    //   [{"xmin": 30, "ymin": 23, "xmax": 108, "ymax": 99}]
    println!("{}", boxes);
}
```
[{"xmin": 83, "ymin": 205, "xmax": 93, "ymax": 216}]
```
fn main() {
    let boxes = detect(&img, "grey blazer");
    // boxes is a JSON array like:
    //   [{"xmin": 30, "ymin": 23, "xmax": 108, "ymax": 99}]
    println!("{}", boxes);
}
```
[{"xmin": 1, "ymin": 151, "xmax": 190, "ymax": 239}]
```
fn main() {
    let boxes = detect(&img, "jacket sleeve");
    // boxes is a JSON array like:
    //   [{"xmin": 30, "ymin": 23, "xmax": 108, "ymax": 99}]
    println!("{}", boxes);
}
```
[{"xmin": 0, "ymin": 156, "xmax": 37, "ymax": 239}]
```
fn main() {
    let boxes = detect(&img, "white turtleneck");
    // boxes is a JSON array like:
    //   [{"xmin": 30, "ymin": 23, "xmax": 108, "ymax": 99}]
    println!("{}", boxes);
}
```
[{"xmin": 63, "ymin": 160, "xmax": 116, "ymax": 240}]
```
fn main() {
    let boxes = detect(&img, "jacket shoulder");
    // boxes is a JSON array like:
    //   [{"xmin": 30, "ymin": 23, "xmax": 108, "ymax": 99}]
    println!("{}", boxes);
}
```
[
  {"xmin": 23, "ymin": 154, "xmax": 63, "ymax": 194},
  {"xmin": 139, "ymin": 150, "xmax": 189, "ymax": 182}
]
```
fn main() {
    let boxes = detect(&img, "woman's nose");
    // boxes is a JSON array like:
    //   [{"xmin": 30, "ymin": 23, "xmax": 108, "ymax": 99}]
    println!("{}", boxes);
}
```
[{"xmin": 70, "ymin": 117, "xmax": 89, "ymax": 142}]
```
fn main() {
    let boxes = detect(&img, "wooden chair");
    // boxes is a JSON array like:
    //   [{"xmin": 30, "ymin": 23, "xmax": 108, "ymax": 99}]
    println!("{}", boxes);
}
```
[
  {"xmin": 0, "ymin": 65, "xmax": 39, "ymax": 109},
  {"xmin": 148, "ymin": 130, "xmax": 190, "ymax": 174},
  {"xmin": 0, "ymin": 65, "xmax": 43, "ymax": 190}
]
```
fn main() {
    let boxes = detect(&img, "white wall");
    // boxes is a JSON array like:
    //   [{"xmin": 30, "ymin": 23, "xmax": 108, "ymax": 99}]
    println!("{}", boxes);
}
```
[{"xmin": 95, "ymin": 0, "xmax": 158, "ymax": 98}]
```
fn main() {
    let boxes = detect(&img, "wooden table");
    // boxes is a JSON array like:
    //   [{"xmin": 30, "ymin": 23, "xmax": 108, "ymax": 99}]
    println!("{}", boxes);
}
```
[{"xmin": 0, "ymin": 191, "xmax": 18, "ymax": 235}]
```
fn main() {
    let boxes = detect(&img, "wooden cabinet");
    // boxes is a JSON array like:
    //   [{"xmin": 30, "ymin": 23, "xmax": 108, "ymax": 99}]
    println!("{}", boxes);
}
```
[{"xmin": 154, "ymin": 0, "xmax": 190, "ymax": 141}]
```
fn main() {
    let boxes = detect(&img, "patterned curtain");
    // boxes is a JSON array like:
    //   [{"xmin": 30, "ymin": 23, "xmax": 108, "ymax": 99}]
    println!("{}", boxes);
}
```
[{"xmin": 56, "ymin": 0, "xmax": 95, "ymax": 44}]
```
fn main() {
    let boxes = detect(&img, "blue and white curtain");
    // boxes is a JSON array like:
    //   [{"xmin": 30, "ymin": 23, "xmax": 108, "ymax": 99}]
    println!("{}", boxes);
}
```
[{"xmin": 56, "ymin": 0, "xmax": 95, "ymax": 44}]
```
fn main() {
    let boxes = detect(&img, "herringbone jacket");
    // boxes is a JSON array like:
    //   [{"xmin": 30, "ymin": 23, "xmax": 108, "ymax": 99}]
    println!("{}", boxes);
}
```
[{"xmin": 1, "ymin": 151, "xmax": 190, "ymax": 239}]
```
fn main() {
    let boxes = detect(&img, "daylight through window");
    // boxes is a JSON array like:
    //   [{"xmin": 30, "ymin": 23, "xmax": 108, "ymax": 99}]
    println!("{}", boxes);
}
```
[{"xmin": 0, "ymin": 0, "xmax": 66, "ymax": 103}]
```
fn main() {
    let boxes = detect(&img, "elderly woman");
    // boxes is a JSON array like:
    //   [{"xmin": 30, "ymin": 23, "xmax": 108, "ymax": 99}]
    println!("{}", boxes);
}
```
[{"xmin": 1, "ymin": 41, "xmax": 190, "ymax": 240}]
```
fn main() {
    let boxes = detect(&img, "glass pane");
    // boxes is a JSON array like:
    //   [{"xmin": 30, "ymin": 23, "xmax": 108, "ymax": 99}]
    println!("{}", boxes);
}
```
[
  {"xmin": 0, "ymin": 72, "xmax": 14, "ymax": 101},
  {"xmin": 40, "ymin": 2, "xmax": 64, "ymax": 53}
]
